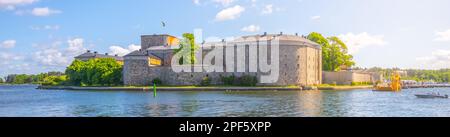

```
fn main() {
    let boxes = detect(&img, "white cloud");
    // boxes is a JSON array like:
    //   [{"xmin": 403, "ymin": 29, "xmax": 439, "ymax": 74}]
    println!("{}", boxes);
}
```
[
  {"xmin": 261, "ymin": 4, "xmax": 273, "ymax": 14},
  {"xmin": 33, "ymin": 38, "xmax": 86, "ymax": 67},
  {"xmin": 241, "ymin": 25, "xmax": 260, "ymax": 32},
  {"xmin": 215, "ymin": 5, "xmax": 245, "ymax": 21},
  {"xmin": 338, "ymin": 32, "xmax": 387, "ymax": 54},
  {"xmin": 213, "ymin": 0, "xmax": 235, "ymax": 6},
  {"xmin": 0, "ymin": 0, "xmax": 37, "ymax": 9},
  {"xmin": 0, "ymin": 52, "xmax": 24, "ymax": 61},
  {"xmin": 31, "ymin": 7, "xmax": 61, "ymax": 16},
  {"xmin": 311, "ymin": 15, "xmax": 321, "ymax": 20},
  {"xmin": 33, "ymin": 49, "xmax": 68, "ymax": 66},
  {"xmin": 66, "ymin": 38, "xmax": 86, "ymax": 55},
  {"xmin": 417, "ymin": 50, "xmax": 450, "ymax": 69},
  {"xmin": 0, "ymin": 40, "xmax": 16, "ymax": 48},
  {"xmin": 109, "ymin": 44, "xmax": 141, "ymax": 56},
  {"xmin": 30, "ymin": 25, "xmax": 60, "ymax": 30},
  {"xmin": 434, "ymin": 29, "xmax": 450, "ymax": 42},
  {"xmin": 193, "ymin": 0, "xmax": 200, "ymax": 5}
]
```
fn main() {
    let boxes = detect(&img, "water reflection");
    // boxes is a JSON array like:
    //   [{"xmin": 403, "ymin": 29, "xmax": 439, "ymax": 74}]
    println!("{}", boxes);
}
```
[{"xmin": 2, "ymin": 85, "xmax": 450, "ymax": 117}]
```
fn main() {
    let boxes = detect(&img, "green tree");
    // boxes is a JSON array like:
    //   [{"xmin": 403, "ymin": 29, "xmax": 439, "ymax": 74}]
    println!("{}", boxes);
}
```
[
  {"xmin": 0, "ymin": 77, "xmax": 4, "ymax": 83},
  {"xmin": 307, "ymin": 32, "xmax": 355, "ymax": 71},
  {"xmin": 65, "ymin": 58, "xmax": 123, "ymax": 86}
]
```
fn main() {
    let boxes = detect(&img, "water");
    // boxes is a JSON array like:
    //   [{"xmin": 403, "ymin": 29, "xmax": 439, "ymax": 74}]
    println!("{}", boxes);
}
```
[{"xmin": 1, "ymin": 85, "xmax": 450, "ymax": 117}]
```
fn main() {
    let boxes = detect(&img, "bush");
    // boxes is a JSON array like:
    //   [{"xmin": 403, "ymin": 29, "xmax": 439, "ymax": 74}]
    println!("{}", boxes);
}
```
[
  {"xmin": 200, "ymin": 76, "xmax": 211, "ymax": 86},
  {"xmin": 41, "ymin": 75, "xmax": 67, "ymax": 86},
  {"xmin": 65, "ymin": 58, "xmax": 123, "ymax": 86},
  {"xmin": 220, "ymin": 75, "xmax": 258, "ymax": 86},
  {"xmin": 152, "ymin": 78, "xmax": 162, "ymax": 85},
  {"xmin": 220, "ymin": 75, "xmax": 236, "ymax": 85}
]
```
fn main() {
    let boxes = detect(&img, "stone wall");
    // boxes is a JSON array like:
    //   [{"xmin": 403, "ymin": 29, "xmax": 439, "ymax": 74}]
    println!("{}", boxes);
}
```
[
  {"xmin": 322, "ymin": 71, "xmax": 375, "ymax": 85},
  {"xmin": 141, "ymin": 35, "xmax": 169, "ymax": 50},
  {"xmin": 124, "ymin": 37, "xmax": 322, "ymax": 86}
]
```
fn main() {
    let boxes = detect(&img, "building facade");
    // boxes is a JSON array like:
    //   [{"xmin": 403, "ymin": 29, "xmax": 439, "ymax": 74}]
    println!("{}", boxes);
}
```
[
  {"xmin": 123, "ymin": 33, "xmax": 322, "ymax": 86},
  {"xmin": 322, "ymin": 71, "xmax": 383, "ymax": 85},
  {"xmin": 75, "ymin": 50, "xmax": 124, "ymax": 64}
]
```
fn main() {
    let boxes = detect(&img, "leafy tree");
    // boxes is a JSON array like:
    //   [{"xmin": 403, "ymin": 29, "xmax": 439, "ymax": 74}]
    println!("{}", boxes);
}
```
[
  {"xmin": 307, "ymin": 32, "xmax": 355, "ymax": 71},
  {"xmin": 0, "ymin": 77, "xmax": 4, "ymax": 83},
  {"xmin": 65, "ymin": 58, "xmax": 123, "ymax": 86}
]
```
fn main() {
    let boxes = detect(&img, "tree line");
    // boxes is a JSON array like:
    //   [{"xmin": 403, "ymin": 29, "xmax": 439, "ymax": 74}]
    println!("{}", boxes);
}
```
[
  {"xmin": 1, "ymin": 72, "xmax": 66, "ymax": 85},
  {"xmin": 356, "ymin": 67, "xmax": 450, "ymax": 83}
]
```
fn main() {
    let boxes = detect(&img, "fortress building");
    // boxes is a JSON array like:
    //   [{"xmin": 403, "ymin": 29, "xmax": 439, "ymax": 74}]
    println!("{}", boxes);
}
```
[
  {"xmin": 75, "ymin": 50, "xmax": 124, "ymax": 64},
  {"xmin": 122, "ymin": 33, "xmax": 322, "ymax": 86}
]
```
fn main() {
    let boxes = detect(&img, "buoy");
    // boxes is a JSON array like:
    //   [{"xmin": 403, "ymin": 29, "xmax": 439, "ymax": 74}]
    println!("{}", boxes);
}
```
[{"xmin": 153, "ymin": 83, "xmax": 157, "ymax": 98}]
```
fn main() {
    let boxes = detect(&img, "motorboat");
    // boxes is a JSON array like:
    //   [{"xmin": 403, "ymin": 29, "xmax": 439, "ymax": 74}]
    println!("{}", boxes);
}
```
[{"xmin": 415, "ymin": 93, "xmax": 449, "ymax": 99}]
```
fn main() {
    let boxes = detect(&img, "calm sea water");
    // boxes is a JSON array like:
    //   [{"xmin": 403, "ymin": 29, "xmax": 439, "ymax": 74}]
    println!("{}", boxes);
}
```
[{"xmin": 1, "ymin": 85, "xmax": 450, "ymax": 117}]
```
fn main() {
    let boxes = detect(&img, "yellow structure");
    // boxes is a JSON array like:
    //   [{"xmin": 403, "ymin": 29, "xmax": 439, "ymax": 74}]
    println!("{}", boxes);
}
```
[
  {"xmin": 373, "ymin": 72, "xmax": 402, "ymax": 92},
  {"xmin": 148, "ymin": 57, "xmax": 162, "ymax": 66},
  {"xmin": 167, "ymin": 36, "xmax": 179, "ymax": 46}
]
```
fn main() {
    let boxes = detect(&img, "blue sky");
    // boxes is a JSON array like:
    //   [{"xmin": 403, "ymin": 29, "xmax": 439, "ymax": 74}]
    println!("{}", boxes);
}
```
[{"xmin": 1, "ymin": 0, "xmax": 450, "ymax": 77}]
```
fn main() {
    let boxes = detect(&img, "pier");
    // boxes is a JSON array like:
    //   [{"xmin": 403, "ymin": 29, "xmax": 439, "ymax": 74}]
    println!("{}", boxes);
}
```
[{"xmin": 404, "ymin": 84, "xmax": 450, "ymax": 89}]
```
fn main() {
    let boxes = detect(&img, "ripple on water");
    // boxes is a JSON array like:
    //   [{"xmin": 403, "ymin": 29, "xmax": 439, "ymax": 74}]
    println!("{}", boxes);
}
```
[{"xmin": 2, "ymin": 86, "xmax": 450, "ymax": 117}]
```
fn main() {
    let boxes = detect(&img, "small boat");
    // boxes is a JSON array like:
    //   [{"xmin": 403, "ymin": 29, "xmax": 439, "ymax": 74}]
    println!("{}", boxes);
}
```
[{"xmin": 415, "ymin": 93, "xmax": 449, "ymax": 99}]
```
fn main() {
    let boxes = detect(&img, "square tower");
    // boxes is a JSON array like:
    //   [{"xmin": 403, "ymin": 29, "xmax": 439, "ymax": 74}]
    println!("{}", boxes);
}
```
[{"xmin": 141, "ymin": 34, "xmax": 179, "ymax": 50}]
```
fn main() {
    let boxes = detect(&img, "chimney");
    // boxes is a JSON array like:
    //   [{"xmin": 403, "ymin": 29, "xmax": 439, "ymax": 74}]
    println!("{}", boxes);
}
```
[
  {"xmin": 115, "ymin": 54, "xmax": 118, "ymax": 57},
  {"xmin": 94, "ymin": 51, "xmax": 98, "ymax": 54},
  {"xmin": 263, "ymin": 32, "xmax": 267, "ymax": 36},
  {"xmin": 105, "ymin": 53, "xmax": 109, "ymax": 56},
  {"xmin": 87, "ymin": 50, "xmax": 91, "ymax": 53},
  {"xmin": 280, "ymin": 32, "xmax": 283, "ymax": 35},
  {"xmin": 295, "ymin": 33, "xmax": 298, "ymax": 36},
  {"xmin": 222, "ymin": 39, "xmax": 225, "ymax": 42}
]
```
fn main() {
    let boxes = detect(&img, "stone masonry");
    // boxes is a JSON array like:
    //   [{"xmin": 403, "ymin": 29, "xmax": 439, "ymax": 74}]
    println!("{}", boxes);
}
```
[{"xmin": 123, "ymin": 33, "xmax": 322, "ymax": 86}]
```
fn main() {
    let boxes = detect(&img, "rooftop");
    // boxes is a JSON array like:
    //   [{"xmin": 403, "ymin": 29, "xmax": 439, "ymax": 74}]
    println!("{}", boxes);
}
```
[{"xmin": 75, "ymin": 50, "xmax": 124, "ymax": 61}]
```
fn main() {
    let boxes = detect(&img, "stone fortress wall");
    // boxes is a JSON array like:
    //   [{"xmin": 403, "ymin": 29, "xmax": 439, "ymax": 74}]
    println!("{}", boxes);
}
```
[{"xmin": 123, "ymin": 33, "xmax": 322, "ymax": 87}]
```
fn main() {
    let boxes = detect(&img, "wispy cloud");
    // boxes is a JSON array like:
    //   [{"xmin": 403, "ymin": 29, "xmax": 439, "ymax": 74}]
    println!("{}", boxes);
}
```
[
  {"xmin": 31, "ymin": 7, "xmax": 61, "ymax": 16},
  {"xmin": 0, "ymin": 0, "xmax": 38, "ymax": 9},
  {"xmin": 311, "ymin": 15, "xmax": 321, "ymax": 20},
  {"xmin": 0, "ymin": 40, "xmax": 16, "ymax": 49},
  {"xmin": 261, "ymin": 4, "xmax": 273, "ymax": 15},
  {"xmin": 109, "ymin": 44, "xmax": 140, "ymax": 56},
  {"xmin": 434, "ymin": 29, "xmax": 450, "ymax": 42},
  {"xmin": 241, "ymin": 24, "xmax": 260, "ymax": 32},
  {"xmin": 338, "ymin": 32, "xmax": 387, "ymax": 54},
  {"xmin": 30, "ymin": 25, "xmax": 60, "ymax": 30},
  {"xmin": 215, "ymin": 5, "xmax": 245, "ymax": 21},
  {"xmin": 417, "ymin": 50, "xmax": 450, "ymax": 69}
]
